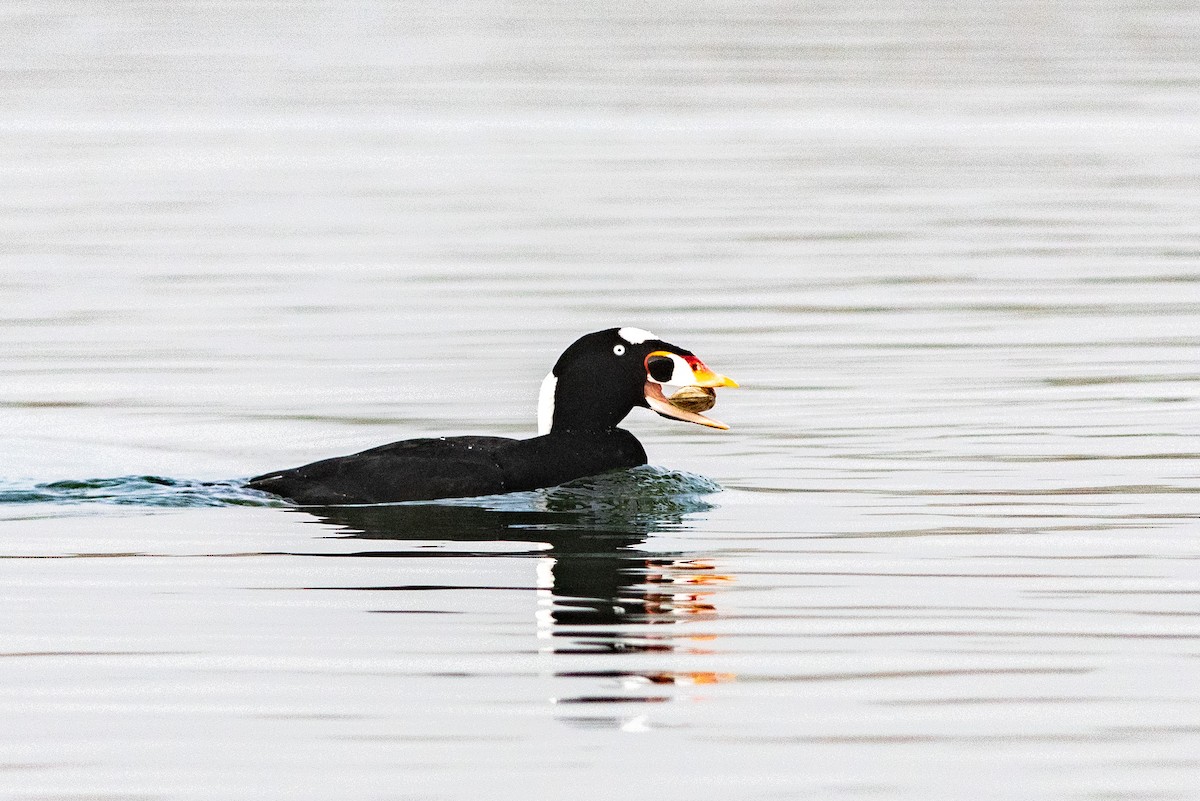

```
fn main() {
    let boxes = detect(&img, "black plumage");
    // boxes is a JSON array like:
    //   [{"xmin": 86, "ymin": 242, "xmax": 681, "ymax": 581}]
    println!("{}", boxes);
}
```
[{"xmin": 246, "ymin": 328, "xmax": 734, "ymax": 504}]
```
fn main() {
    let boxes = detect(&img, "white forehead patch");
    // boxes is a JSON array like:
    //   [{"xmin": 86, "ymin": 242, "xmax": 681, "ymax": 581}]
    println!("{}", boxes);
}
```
[{"xmin": 617, "ymin": 327, "xmax": 657, "ymax": 344}]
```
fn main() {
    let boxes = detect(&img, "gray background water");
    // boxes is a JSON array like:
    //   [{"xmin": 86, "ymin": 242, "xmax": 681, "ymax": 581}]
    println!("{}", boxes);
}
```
[{"xmin": 2, "ymin": 1, "xmax": 1200, "ymax": 799}]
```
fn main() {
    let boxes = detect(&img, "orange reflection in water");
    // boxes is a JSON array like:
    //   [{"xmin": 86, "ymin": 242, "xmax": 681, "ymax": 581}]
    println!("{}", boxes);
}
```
[{"xmin": 550, "ymin": 554, "xmax": 739, "ymax": 705}]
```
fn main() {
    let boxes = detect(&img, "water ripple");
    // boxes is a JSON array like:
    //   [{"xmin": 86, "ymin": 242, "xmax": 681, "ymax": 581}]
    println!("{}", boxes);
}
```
[
  {"xmin": 0, "ymin": 465, "xmax": 720, "ymax": 520},
  {"xmin": 0, "ymin": 476, "xmax": 280, "ymax": 507}
]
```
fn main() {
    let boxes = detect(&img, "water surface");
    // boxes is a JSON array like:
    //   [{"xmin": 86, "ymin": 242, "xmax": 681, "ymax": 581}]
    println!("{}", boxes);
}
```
[{"xmin": 2, "ymin": 1, "xmax": 1199, "ymax": 799}]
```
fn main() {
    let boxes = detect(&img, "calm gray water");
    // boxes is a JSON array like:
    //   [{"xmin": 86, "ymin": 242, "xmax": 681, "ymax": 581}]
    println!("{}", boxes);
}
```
[{"xmin": 3, "ymin": 2, "xmax": 1200, "ymax": 799}]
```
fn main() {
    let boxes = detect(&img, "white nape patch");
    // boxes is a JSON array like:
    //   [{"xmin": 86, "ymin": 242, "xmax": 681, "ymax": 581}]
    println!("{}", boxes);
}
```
[
  {"xmin": 618, "ymin": 326, "xmax": 657, "ymax": 344},
  {"xmin": 537, "ymin": 372, "xmax": 557, "ymax": 435}
]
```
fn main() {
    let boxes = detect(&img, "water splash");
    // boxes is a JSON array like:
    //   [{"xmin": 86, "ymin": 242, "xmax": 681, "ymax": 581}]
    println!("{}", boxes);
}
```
[
  {"xmin": 0, "ymin": 466, "xmax": 720, "ymax": 520},
  {"xmin": 300, "ymin": 465, "xmax": 722, "ymax": 544},
  {"xmin": 0, "ymin": 476, "xmax": 282, "ymax": 508},
  {"xmin": 433, "ymin": 465, "xmax": 721, "ymax": 528},
  {"xmin": 543, "ymin": 465, "xmax": 720, "ymax": 519}
]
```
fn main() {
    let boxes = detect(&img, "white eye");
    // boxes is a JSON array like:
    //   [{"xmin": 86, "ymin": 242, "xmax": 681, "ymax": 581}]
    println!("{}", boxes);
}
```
[{"xmin": 613, "ymin": 344, "xmax": 626, "ymax": 356}]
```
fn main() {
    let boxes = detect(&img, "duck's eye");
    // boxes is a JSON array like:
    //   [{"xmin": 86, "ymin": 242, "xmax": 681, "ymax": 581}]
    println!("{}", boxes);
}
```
[{"xmin": 613, "ymin": 344, "xmax": 626, "ymax": 356}]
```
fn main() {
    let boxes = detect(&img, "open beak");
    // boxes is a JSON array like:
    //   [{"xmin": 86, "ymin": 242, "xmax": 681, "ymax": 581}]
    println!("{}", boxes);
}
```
[{"xmin": 643, "ymin": 354, "xmax": 738, "ymax": 430}]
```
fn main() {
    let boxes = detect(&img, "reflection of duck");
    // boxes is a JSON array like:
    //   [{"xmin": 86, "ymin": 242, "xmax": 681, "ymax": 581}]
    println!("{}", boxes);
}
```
[
  {"xmin": 247, "ymin": 328, "xmax": 736, "ymax": 504},
  {"xmin": 300, "ymin": 491, "xmax": 737, "ymax": 715},
  {"xmin": 299, "ymin": 490, "xmax": 659, "ymax": 627},
  {"xmin": 296, "ymin": 470, "xmax": 725, "ymax": 632}
]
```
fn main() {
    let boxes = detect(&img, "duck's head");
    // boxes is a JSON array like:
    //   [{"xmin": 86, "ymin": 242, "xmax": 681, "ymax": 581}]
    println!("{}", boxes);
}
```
[{"xmin": 538, "ymin": 327, "xmax": 738, "ymax": 435}]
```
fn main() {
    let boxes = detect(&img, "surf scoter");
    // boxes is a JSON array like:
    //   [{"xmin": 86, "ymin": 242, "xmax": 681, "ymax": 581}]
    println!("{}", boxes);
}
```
[{"xmin": 246, "ymin": 327, "xmax": 737, "ymax": 504}]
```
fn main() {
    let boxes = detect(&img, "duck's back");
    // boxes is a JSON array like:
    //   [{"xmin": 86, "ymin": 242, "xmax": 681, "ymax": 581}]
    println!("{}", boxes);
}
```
[
  {"xmin": 247, "ymin": 436, "xmax": 515, "ymax": 505},
  {"xmin": 247, "ymin": 429, "xmax": 648, "ymax": 505}
]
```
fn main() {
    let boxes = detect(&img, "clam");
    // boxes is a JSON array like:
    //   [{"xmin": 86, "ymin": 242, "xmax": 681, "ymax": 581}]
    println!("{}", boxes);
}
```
[{"xmin": 667, "ymin": 385, "xmax": 717, "ymax": 413}]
